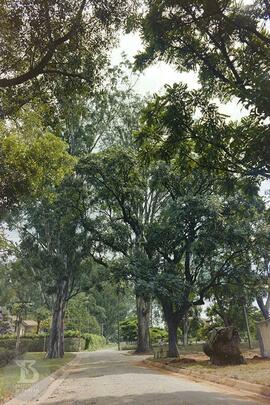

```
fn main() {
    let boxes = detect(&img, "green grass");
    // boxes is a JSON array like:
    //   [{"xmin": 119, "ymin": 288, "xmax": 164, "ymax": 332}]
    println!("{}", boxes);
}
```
[{"xmin": 0, "ymin": 352, "xmax": 75, "ymax": 404}]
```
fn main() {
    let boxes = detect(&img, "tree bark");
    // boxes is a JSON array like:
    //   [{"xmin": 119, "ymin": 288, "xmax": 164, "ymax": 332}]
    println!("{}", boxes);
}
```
[
  {"xmin": 46, "ymin": 279, "xmax": 68, "ymax": 359},
  {"xmin": 162, "ymin": 301, "xmax": 190, "ymax": 357},
  {"xmin": 256, "ymin": 295, "xmax": 270, "ymax": 320},
  {"xmin": 136, "ymin": 294, "xmax": 151, "ymax": 353},
  {"xmin": 162, "ymin": 302, "xmax": 181, "ymax": 357},
  {"xmin": 182, "ymin": 313, "xmax": 189, "ymax": 346},
  {"xmin": 15, "ymin": 315, "xmax": 22, "ymax": 356},
  {"xmin": 167, "ymin": 316, "xmax": 179, "ymax": 357}
]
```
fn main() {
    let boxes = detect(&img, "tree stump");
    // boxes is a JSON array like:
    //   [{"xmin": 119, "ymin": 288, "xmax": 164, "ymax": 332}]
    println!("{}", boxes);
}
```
[{"xmin": 203, "ymin": 326, "xmax": 246, "ymax": 365}]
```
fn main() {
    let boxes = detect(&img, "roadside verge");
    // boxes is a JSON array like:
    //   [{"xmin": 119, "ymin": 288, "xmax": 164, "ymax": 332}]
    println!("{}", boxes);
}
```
[
  {"xmin": 3, "ymin": 353, "xmax": 78, "ymax": 405},
  {"xmin": 144, "ymin": 359, "xmax": 270, "ymax": 402}
]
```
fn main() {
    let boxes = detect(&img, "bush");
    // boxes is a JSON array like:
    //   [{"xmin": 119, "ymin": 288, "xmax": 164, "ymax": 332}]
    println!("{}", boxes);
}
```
[
  {"xmin": 0, "ymin": 348, "xmax": 17, "ymax": 367},
  {"xmin": 64, "ymin": 330, "xmax": 81, "ymax": 338},
  {"xmin": 120, "ymin": 318, "xmax": 137, "ymax": 342},
  {"xmin": 0, "ymin": 338, "xmax": 17, "ymax": 350},
  {"xmin": 84, "ymin": 334, "xmax": 106, "ymax": 351},
  {"xmin": 150, "ymin": 327, "xmax": 168, "ymax": 343},
  {"xmin": 0, "ymin": 337, "xmax": 45, "ymax": 352},
  {"xmin": 23, "ymin": 337, "xmax": 46, "ymax": 352},
  {"xmin": 0, "ymin": 343, "xmax": 28, "ymax": 368}
]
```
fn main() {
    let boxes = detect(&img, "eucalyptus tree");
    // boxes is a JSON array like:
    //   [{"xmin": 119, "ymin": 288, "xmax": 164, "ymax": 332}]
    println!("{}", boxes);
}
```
[
  {"xmin": 58, "ymin": 59, "xmax": 145, "ymax": 156},
  {"xmin": 79, "ymin": 147, "xmax": 168, "ymax": 352},
  {"xmin": 17, "ymin": 176, "xmax": 94, "ymax": 358},
  {"xmin": 135, "ymin": 0, "xmax": 270, "ymax": 178}
]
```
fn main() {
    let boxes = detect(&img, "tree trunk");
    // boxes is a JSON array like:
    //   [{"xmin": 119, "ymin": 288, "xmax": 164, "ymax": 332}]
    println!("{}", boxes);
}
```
[
  {"xmin": 46, "ymin": 280, "xmax": 68, "ymax": 359},
  {"xmin": 167, "ymin": 316, "xmax": 179, "ymax": 357},
  {"xmin": 223, "ymin": 313, "xmax": 231, "ymax": 327},
  {"xmin": 183, "ymin": 313, "xmax": 189, "ymax": 347},
  {"xmin": 256, "ymin": 295, "xmax": 270, "ymax": 320},
  {"xmin": 162, "ymin": 301, "xmax": 188, "ymax": 357},
  {"xmin": 15, "ymin": 315, "xmax": 22, "ymax": 356},
  {"xmin": 136, "ymin": 294, "xmax": 151, "ymax": 353},
  {"xmin": 36, "ymin": 320, "xmax": 40, "ymax": 334}
]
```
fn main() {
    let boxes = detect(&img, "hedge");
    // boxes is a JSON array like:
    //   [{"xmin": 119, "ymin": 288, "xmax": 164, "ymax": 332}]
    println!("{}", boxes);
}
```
[{"xmin": 0, "ymin": 332, "xmax": 105, "ymax": 353}]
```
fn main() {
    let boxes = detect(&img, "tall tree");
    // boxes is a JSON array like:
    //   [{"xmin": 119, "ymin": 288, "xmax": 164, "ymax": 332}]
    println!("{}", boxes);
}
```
[
  {"xmin": 17, "ymin": 176, "xmax": 93, "ymax": 358},
  {"xmin": 145, "ymin": 163, "xmax": 264, "ymax": 356},
  {"xmin": 79, "ymin": 147, "xmax": 167, "ymax": 352}
]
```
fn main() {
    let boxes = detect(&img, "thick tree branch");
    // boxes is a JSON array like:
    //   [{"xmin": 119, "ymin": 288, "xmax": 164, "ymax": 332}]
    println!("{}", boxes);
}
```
[{"xmin": 0, "ymin": 0, "xmax": 86, "ymax": 88}]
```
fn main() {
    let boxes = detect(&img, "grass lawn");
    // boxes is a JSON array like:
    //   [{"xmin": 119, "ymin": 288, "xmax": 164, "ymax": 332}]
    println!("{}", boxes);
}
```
[{"xmin": 0, "ymin": 352, "xmax": 75, "ymax": 404}]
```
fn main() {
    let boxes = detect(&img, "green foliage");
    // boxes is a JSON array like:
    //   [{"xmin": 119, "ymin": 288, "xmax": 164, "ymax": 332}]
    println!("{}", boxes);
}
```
[
  {"xmin": 0, "ymin": 0, "xmax": 137, "ymax": 115},
  {"xmin": 65, "ymin": 294, "xmax": 101, "ymax": 335},
  {"xmin": 0, "ymin": 108, "xmax": 75, "ymax": 216},
  {"xmin": 136, "ymin": 83, "xmax": 270, "ymax": 179},
  {"xmin": 120, "ymin": 318, "xmax": 168, "ymax": 343},
  {"xmin": 135, "ymin": 1, "xmax": 270, "ymax": 178},
  {"xmin": 0, "ymin": 334, "xmax": 104, "ymax": 352},
  {"xmin": 0, "ymin": 336, "xmax": 40, "ymax": 352},
  {"xmin": 120, "ymin": 318, "xmax": 138, "ymax": 342},
  {"xmin": 61, "ymin": 59, "xmax": 146, "ymax": 156},
  {"xmin": 84, "ymin": 334, "xmax": 106, "ymax": 351},
  {"xmin": 136, "ymin": 1, "xmax": 270, "ymax": 116},
  {"xmin": 150, "ymin": 327, "xmax": 168, "ymax": 343},
  {"xmin": 91, "ymin": 282, "xmax": 136, "ymax": 342},
  {"xmin": 64, "ymin": 337, "xmax": 84, "ymax": 352}
]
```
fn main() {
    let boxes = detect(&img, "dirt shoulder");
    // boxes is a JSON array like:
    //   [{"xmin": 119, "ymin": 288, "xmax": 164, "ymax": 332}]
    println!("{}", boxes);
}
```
[{"xmin": 144, "ymin": 350, "xmax": 270, "ymax": 401}]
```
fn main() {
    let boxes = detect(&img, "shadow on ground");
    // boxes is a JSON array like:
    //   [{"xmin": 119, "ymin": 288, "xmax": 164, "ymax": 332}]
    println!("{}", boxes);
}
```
[{"xmin": 39, "ymin": 391, "xmax": 258, "ymax": 405}]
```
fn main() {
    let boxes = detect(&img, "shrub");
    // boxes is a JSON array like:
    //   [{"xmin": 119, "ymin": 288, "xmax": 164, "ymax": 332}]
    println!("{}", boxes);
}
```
[
  {"xmin": 0, "ymin": 348, "xmax": 17, "ymax": 367},
  {"xmin": 120, "ymin": 318, "xmax": 137, "ymax": 342},
  {"xmin": 150, "ymin": 327, "xmax": 168, "ymax": 343},
  {"xmin": 84, "ymin": 334, "xmax": 106, "ymax": 351},
  {"xmin": 64, "ymin": 330, "xmax": 81, "ymax": 338},
  {"xmin": 0, "ymin": 343, "xmax": 28, "ymax": 368}
]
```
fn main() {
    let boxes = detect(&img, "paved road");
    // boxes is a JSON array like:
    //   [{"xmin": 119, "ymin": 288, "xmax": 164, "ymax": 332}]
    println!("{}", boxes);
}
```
[{"xmin": 14, "ymin": 350, "xmax": 264, "ymax": 405}]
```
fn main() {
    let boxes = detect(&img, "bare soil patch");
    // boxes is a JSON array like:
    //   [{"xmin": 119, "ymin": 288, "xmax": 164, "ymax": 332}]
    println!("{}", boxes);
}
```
[{"xmin": 154, "ymin": 349, "xmax": 270, "ymax": 387}]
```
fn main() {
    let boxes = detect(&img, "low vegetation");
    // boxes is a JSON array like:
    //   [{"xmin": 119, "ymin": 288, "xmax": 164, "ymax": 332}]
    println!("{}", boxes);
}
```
[{"xmin": 0, "ymin": 352, "xmax": 75, "ymax": 404}]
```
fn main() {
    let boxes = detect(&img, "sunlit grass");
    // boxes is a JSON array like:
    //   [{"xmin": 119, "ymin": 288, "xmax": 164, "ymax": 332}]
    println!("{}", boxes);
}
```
[{"xmin": 0, "ymin": 352, "xmax": 75, "ymax": 403}]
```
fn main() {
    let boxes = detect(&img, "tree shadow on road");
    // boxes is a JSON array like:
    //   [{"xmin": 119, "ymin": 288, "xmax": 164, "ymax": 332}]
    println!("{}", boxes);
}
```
[{"xmin": 39, "ymin": 390, "xmax": 260, "ymax": 404}]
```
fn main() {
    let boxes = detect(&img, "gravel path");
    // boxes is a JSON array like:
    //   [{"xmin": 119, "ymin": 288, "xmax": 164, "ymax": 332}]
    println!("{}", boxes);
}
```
[{"xmin": 18, "ymin": 349, "xmax": 265, "ymax": 405}]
